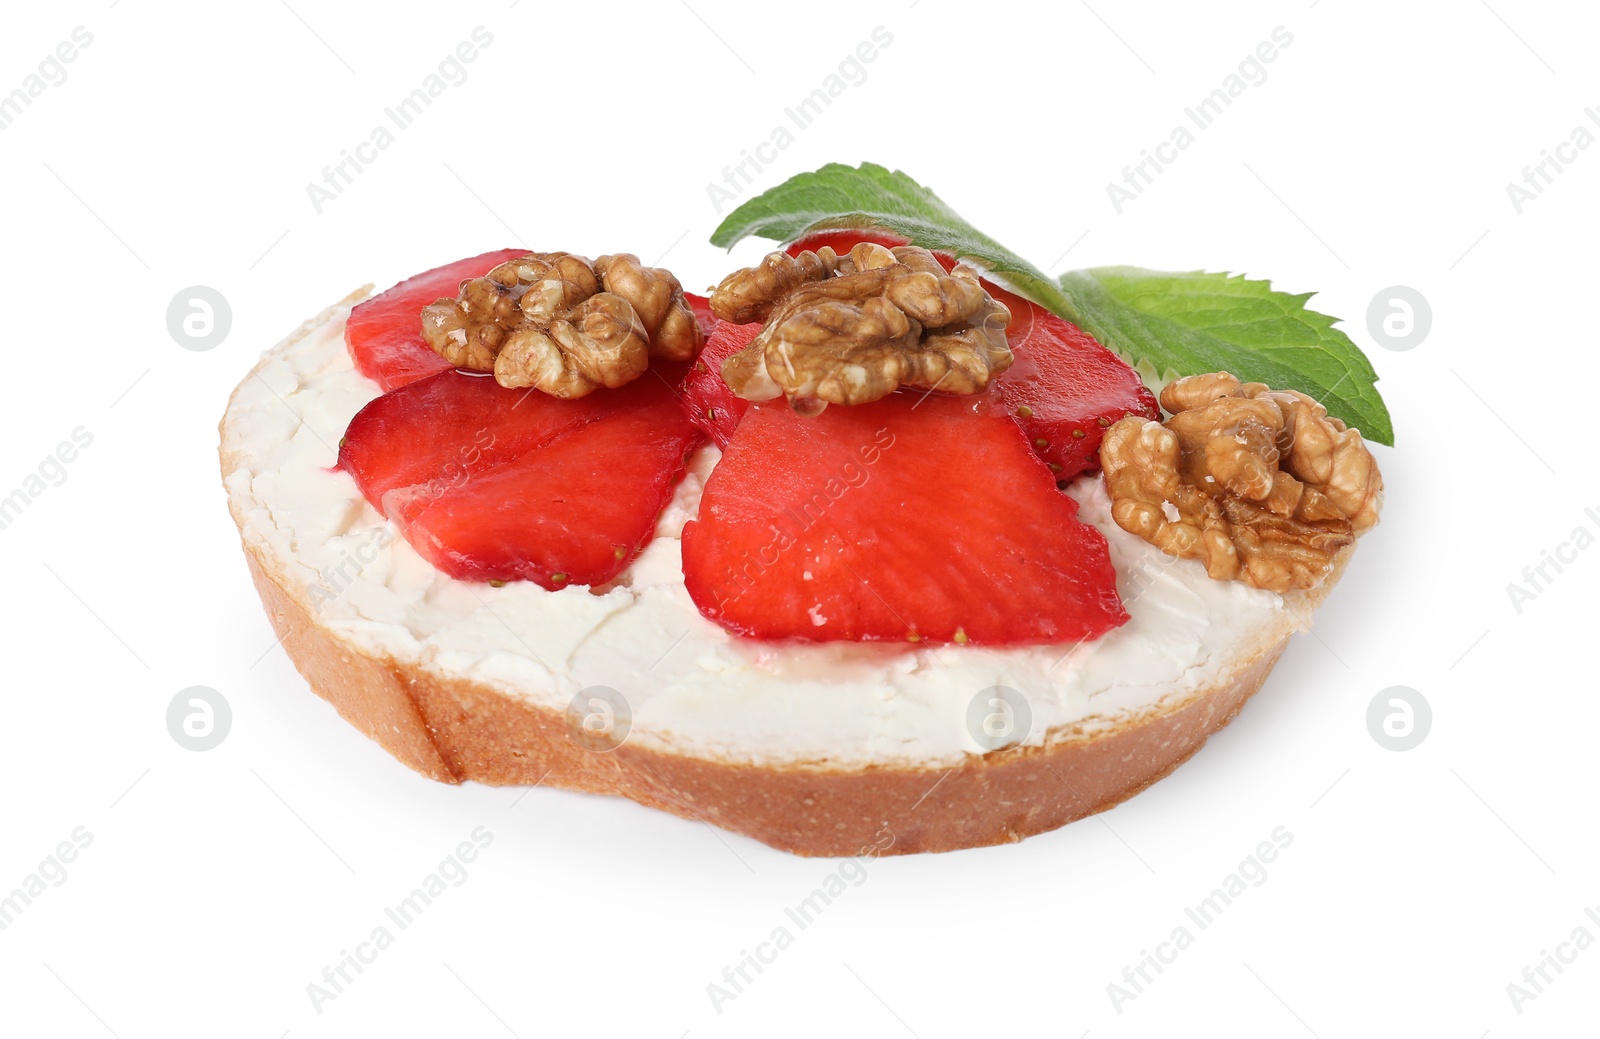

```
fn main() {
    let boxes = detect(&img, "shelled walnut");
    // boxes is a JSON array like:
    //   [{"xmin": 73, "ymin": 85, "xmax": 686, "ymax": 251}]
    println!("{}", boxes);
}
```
[
  {"xmin": 708, "ymin": 242, "xmax": 1013, "ymax": 411},
  {"xmin": 1099, "ymin": 372, "xmax": 1382, "ymax": 592},
  {"xmin": 420, "ymin": 252, "xmax": 700, "ymax": 398}
]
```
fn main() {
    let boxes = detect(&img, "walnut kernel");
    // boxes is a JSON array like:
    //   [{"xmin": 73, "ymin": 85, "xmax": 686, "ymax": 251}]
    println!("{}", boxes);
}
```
[
  {"xmin": 1099, "ymin": 372, "xmax": 1383, "ymax": 592},
  {"xmin": 708, "ymin": 243, "xmax": 1013, "ymax": 410},
  {"xmin": 420, "ymin": 251, "xmax": 700, "ymax": 398}
]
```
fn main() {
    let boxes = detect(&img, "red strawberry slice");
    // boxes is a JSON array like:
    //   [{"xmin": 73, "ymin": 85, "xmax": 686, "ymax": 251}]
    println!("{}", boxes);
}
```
[
  {"xmin": 681, "ymin": 391, "xmax": 1127, "ymax": 645},
  {"xmin": 784, "ymin": 232, "xmax": 1158, "ymax": 479},
  {"xmin": 985, "ymin": 283, "xmax": 1160, "ymax": 480},
  {"xmin": 346, "ymin": 249, "xmax": 525, "ymax": 391},
  {"xmin": 681, "ymin": 318, "xmax": 760, "ymax": 449},
  {"xmin": 676, "ymin": 290, "xmax": 757, "ymax": 448},
  {"xmin": 339, "ymin": 369, "xmax": 595, "ymax": 513},
  {"xmin": 338, "ymin": 365, "xmax": 700, "ymax": 588}
]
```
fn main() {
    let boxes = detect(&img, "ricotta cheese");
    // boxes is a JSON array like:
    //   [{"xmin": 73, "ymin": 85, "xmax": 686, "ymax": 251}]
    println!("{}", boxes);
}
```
[{"xmin": 223, "ymin": 304, "xmax": 1298, "ymax": 769}]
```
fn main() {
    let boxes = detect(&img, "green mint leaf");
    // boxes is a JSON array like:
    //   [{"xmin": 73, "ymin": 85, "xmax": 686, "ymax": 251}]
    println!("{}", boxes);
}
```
[
  {"xmin": 709, "ymin": 162, "xmax": 1392, "ymax": 446},
  {"xmin": 1059, "ymin": 267, "xmax": 1393, "ymax": 445},
  {"xmin": 710, "ymin": 161, "xmax": 1078, "ymax": 318}
]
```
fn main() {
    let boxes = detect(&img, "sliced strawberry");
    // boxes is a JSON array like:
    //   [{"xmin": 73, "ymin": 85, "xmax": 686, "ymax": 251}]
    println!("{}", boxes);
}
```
[
  {"xmin": 339, "ymin": 370, "xmax": 594, "ymax": 514},
  {"xmin": 985, "ymin": 283, "xmax": 1160, "ymax": 479},
  {"xmin": 677, "ymin": 290, "xmax": 756, "ymax": 448},
  {"xmin": 784, "ymin": 231, "xmax": 1158, "ymax": 479},
  {"xmin": 338, "ymin": 365, "xmax": 699, "ymax": 588},
  {"xmin": 681, "ymin": 391, "xmax": 1127, "ymax": 646},
  {"xmin": 346, "ymin": 249, "xmax": 525, "ymax": 391},
  {"xmin": 401, "ymin": 403, "xmax": 697, "ymax": 586},
  {"xmin": 681, "ymin": 318, "xmax": 760, "ymax": 449}
]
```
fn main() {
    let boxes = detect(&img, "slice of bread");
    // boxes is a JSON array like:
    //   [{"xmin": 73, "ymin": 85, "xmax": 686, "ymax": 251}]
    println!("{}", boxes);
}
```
[{"xmin": 220, "ymin": 294, "xmax": 1352, "ymax": 857}]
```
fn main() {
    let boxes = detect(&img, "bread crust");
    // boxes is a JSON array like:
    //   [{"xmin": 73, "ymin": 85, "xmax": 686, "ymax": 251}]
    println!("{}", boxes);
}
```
[{"xmin": 221, "ymin": 295, "xmax": 1349, "ymax": 857}]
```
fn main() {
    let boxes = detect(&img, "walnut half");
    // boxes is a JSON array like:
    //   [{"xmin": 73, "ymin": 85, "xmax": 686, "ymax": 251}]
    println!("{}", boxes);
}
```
[
  {"xmin": 708, "ymin": 243, "xmax": 1013, "ymax": 411},
  {"xmin": 1099, "ymin": 372, "xmax": 1383, "ymax": 592},
  {"xmin": 420, "ymin": 252, "xmax": 701, "ymax": 398}
]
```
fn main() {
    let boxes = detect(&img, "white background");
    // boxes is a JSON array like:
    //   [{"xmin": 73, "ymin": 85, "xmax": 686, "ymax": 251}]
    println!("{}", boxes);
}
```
[{"xmin": 2, "ymin": 0, "xmax": 1596, "ymax": 1035}]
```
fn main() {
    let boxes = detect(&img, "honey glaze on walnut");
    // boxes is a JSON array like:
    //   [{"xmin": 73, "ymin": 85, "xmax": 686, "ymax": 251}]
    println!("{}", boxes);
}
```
[{"xmin": 1099, "ymin": 372, "xmax": 1382, "ymax": 592}]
